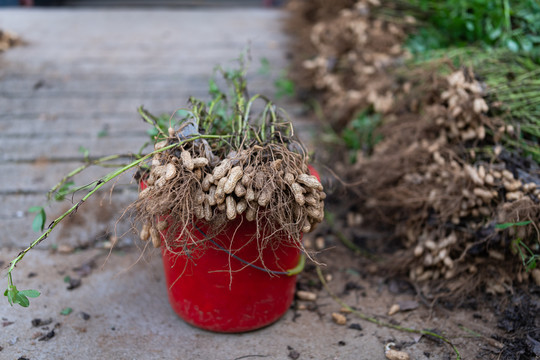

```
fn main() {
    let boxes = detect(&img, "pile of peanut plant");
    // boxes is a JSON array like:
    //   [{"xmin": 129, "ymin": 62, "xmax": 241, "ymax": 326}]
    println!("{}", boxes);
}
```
[{"xmin": 3, "ymin": 64, "xmax": 325, "ymax": 308}]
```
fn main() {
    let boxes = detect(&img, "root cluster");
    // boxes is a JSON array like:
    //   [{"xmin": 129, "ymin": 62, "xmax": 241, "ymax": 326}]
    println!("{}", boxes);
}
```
[
  {"xmin": 286, "ymin": 0, "xmax": 409, "ymax": 130},
  {"xmin": 136, "ymin": 136, "xmax": 325, "ymax": 253},
  {"xmin": 287, "ymin": 0, "xmax": 539, "ymax": 297}
]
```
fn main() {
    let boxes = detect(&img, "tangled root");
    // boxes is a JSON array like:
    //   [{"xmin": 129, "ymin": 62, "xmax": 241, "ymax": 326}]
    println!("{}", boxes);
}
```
[{"xmin": 135, "ymin": 137, "xmax": 325, "ymax": 256}]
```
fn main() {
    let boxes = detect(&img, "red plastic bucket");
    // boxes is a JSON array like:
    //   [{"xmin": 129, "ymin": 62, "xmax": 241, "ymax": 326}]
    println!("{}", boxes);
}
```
[
  {"xmin": 161, "ymin": 218, "xmax": 302, "ymax": 333},
  {"xmin": 141, "ymin": 167, "xmax": 318, "ymax": 333}
]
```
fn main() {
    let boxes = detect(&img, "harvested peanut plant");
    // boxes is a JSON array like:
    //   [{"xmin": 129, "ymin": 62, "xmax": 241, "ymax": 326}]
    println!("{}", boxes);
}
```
[
  {"xmin": 136, "ymin": 66, "xmax": 325, "ymax": 255},
  {"xmin": 3, "ymin": 64, "xmax": 325, "ymax": 308}
]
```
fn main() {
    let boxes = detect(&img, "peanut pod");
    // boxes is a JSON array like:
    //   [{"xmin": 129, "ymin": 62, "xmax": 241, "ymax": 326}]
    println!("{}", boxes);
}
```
[
  {"xmin": 246, "ymin": 205, "xmax": 256, "ymax": 222},
  {"xmin": 258, "ymin": 187, "xmax": 272, "ymax": 207},
  {"xmin": 234, "ymin": 182, "xmax": 247, "ymax": 197},
  {"xmin": 202, "ymin": 174, "xmax": 214, "ymax": 192},
  {"xmin": 305, "ymin": 194, "xmax": 318, "ymax": 206},
  {"xmin": 140, "ymin": 223, "xmax": 150, "ymax": 241},
  {"xmin": 204, "ymin": 199, "xmax": 212, "ymax": 221},
  {"xmin": 297, "ymin": 174, "xmax": 323, "ymax": 191},
  {"xmin": 241, "ymin": 169, "xmax": 254, "ymax": 187},
  {"xmin": 226, "ymin": 196, "xmax": 237, "ymax": 220},
  {"xmin": 224, "ymin": 166, "xmax": 243, "ymax": 194},
  {"xmin": 302, "ymin": 218, "xmax": 311, "ymax": 233},
  {"xmin": 254, "ymin": 172, "xmax": 265, "ymax": 190},
  {"xmin": 195, "ymin": 190, "xmax": 205, "ymax": 205},
  {"xmin": 246, "ymin": 187, "xmax": 256, "ymax": 202},
  {"xmin": 150, "ymin": 227, "xmax": 161, "ymax": 248},
  {"xmin": 194, "ymin": 203, "xmax": 204, "ymax": 219},
  {"xmin": 192, "ymin": 157, "xmax": 209, "ymax": 168},
  {"xmin": 217, "ymin": 202, "xmax": 226, "ymax": 212},
  {"xmin": 213, "ymin": 159, "xmax": 232, "ymax": 181},
  {"xmin": 306, "ymin": 206, "xmax": 324, "ymax": 222},
  {"xmin": 284, "ymin": 172, "xmax": 295, "ymax": 186},
  {"xmin": 164, "ymin": 163, "xmax": 177, "ymax": 181},
  {"xmin": 154, "ymin": 140, "xmax": 167, "ymax": 151},
  {"xmin": 236, "ymin": 199, "xmax": 247, "ymax": 214},
  {"xmin": 215, "ymin": 177, "xmax": 227, "ymax": 205},
  {"xmin": 156, "ymin": 220, "xmax": 169, "ymax": 231},
  {"xmin": 291, "ymin": 182, "xmax": 306, "ymax": 206},
  {"xmin": 139, "ymin": 187, "xmax": 151, "ymax": 199},
  {"xmin": 155, "ymin": 177, "xmax": 166, "ymax": 188},
  {"xmin": 152, "ymin": 165, "xmax": 166, "ymax": 178},
  {"xmin": 208, "ymin": 185, "xmax": 217, "ymax": 206},
  {"xmin": 181, "ymin": 150, "xmax": 194, "ymax": 171}
]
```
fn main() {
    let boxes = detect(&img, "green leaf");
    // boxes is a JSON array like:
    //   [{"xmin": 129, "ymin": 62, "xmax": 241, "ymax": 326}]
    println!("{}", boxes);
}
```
[
  {"xmin": 14, "ymin": 293, "xmax": 30, "ymax": 307},
  {"xmin": 64, "ymin": 275, "xmax": 71, "ymax": 283},
  {"xmin": 489, "ymin": 27, "xmax": 502, "ymax": 41},
  {"xmin": 258, "ymin": 57, "xmax": 270, "ymax": 75},
  {"xmin": 4, "ymin": 288, "xmax": 14, "ymax": 306},
  {"xmin": 28, "ymin": 206, "xmax": 43, "ymax": 213},
  {"xmin": 31, "ymin": 208, "xmax": 46, "ymax": 233},
  {"xmin": 97, "ymin": 129, "xmax": 108, "ymax": 138},
  {"xmin": 526, "ymin": 257, "xmax": 537, "ymax": 271},
  {"xmin": 54, "ymin": 181, "xmax": 75, "ymax": 201},
  {"xmin": 495, "ymin": 221, "xmax": 532, "ymax": 230},
  {"xmin": 146, "ymin": 128, "xmax": 159, "ymax": 138},
  {"xmin": 19, "ymin": 289, "xmax": 41, "ymax": 298},
  {"xmin": 78, "ymin": 146, "xmax": 89, "ymax": 159},
  {"xmin": 506, "ymin": 38, "xmax": 519, "ymax": 52},
  {"xmin": 521, "ymin": 37, "xmax": 533, "ymax": 52},
  {"xmin": 60, "ymin": 307, "xmax": 73, "ymax": 315}
]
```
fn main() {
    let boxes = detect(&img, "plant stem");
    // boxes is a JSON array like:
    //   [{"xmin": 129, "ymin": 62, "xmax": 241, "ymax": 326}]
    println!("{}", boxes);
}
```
[
  {"xmin": 47, "ymin": 154, "xmax": 130, "ymax": 200},
  {"xmin": 316, "ymin": 267, "xmax": 461, "ymax": 360},
  {"xmin": 5, "ymin": 134, "xmax": 225, "ymax": 285}
]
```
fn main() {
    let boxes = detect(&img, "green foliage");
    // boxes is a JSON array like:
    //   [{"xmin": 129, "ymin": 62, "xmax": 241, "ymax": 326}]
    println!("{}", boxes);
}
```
[
  {"xmin": 495, "ymin": 220, "xmax": 532, "ymax": 230},
  {"xmin": 97, "ymin": 127, "xmax": 109, "ymax": 138},
  {"xmin": 341, "ymin": 110, "xmax": 382, "ymax": 162},
  {"xmin": 406, "ymin": 0, "xmax": 540, "ymax": 62},
  {"xmin": 258, "ymin": 57, "xmax": 271, "ymax": 76},
  {"xmin": 497, "ymin": 221, "xmax": 538, "ymax": 271},
  {"xmin": 4, "ymin": 285, "xmax": 40, "ymax": 307},
  {"xmin": 60, "ymin": 307, "xmax": 73, "ymax": 315},
  {"xmin": 511, "ymin": 238, "xmax": 538, "ymax": 271},
  {"xmin": 274, "ymin": 71, "xmax": 295, "ymax": 99},
  {"xmin": 28, "ymin": 206, "xmax": 46, "ymax": 233},
  {"xmin": 78, "ymin": 145, "xmax": 89, "ymax": 160},
  {"xmin": 53, "ymin": 181, "xmax": 75, "ymax": 201}
]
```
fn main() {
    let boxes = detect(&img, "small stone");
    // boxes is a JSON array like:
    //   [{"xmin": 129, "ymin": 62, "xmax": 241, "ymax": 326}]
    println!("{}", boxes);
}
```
[
  {"xmin": 57, "ymin": 244, "xmax": 74, "ymax": 254},
  {"xmin": 388, "ymin": 304, "xmax": 400, "ymax": 316},
  {"xmin": 296, "ymin": 290, "xmax": 317, "ymax": 301},
  {"xmin": 488, "ymin": 250, "xmax": 505, "ymax": 261},
  {"xmin": 386, "ymin": 349, "xmax": 410, "ymax": 360},
  {"xmin": 315, "ymin": 236, "xmax": 325, "ymax": 250},
  {"xmin": 340, "ymin": 307, "xmax": 353, "ymax": 314},
  {"xmin": 332, "ymin": 312, "xmax": 347, "ymax": 325}
]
